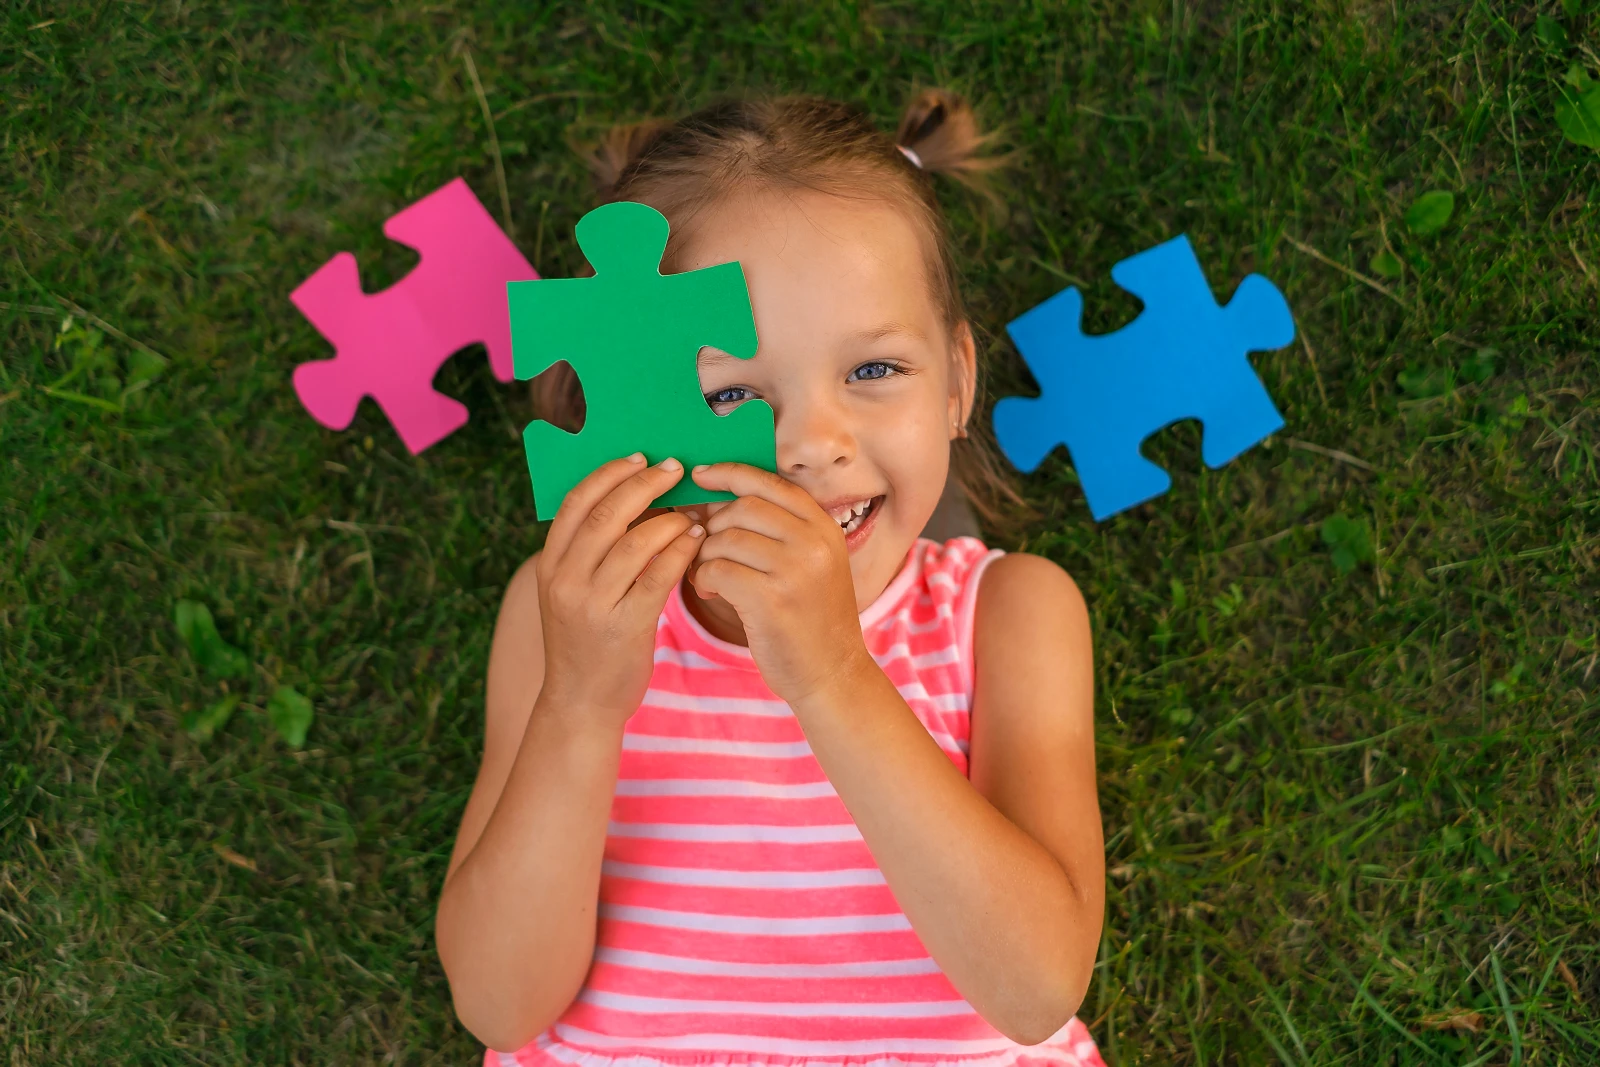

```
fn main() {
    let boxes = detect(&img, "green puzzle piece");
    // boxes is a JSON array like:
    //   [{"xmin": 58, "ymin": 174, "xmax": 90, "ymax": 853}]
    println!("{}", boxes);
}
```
[{"xmin": 507, "ymin": 201, "xmax": 777, "ymax": 521}]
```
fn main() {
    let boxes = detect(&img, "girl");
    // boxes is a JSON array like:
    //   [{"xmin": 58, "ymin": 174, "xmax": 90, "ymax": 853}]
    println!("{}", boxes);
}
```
[{"xmin": 436, "ymin": 91, "xmax": 1106, "ymax": 1067}]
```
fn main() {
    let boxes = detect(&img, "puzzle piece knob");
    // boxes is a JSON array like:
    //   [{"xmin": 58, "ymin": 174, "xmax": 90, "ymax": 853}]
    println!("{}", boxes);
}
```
[
  {"xmin": 575, "ymin": 201, "xmax": 671, "ymax": 276},
  {"xmin": 292, "ymin": 357, "xmax": 362, "ymax": 432},
  {"xmin": 290, "ymin": 252, "xmax": 368, "ymax": 431}
]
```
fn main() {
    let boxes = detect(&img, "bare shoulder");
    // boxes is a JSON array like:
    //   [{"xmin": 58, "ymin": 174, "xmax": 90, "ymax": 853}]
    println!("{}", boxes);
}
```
[
  {"xmin": 969, "ymin": 549, "xmax": 1095, "ymax": 786},
  {"xmin": 975, "ymin": 551, "xmax": 1090, "ymax": 637}
]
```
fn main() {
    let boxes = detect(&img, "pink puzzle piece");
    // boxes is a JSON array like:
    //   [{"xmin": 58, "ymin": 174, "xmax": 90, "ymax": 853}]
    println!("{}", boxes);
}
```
[{"xmin": 290, "ymin": 177, "xmax": 538, "ymax": 454}]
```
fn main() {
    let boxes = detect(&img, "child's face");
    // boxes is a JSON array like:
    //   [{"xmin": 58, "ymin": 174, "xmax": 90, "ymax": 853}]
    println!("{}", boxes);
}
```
[{"xmin": 671, "ymin": 189, "xmax": 976, "ymax": 608}]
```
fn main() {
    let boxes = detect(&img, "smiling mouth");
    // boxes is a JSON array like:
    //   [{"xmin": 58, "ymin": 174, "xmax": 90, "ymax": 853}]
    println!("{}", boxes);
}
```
[{"xmin": 827, "ymin": 496, "xmax": 884, "ymax": 535}]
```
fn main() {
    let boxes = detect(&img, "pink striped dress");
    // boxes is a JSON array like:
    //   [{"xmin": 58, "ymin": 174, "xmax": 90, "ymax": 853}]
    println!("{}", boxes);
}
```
[{"xmin": 489, "ymin": 536, "xmax": 1105, "ymax": 1067}]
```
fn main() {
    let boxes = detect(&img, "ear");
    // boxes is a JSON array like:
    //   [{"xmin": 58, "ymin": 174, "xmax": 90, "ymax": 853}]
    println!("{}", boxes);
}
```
[{"xmin": 948, "ymin": 320, "xmax": 978, "ymax": 438}]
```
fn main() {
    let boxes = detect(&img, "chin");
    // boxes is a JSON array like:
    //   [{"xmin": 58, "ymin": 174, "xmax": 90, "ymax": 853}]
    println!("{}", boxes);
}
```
[{"xmin": 848, "ymin": 511, "xmax": 923, "ymax": 603}]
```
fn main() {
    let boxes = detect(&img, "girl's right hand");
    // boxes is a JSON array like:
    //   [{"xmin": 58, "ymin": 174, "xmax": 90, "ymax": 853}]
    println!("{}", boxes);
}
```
[{"xmin": 534, "ymin": 453, "xmax": 705, "ymax": 730}]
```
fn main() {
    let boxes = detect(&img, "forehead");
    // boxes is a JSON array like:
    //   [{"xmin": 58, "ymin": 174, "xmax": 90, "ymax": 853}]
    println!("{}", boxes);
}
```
[{"xmin": 670, "ymin": 189, "xmax": 942, "ymax": 336}]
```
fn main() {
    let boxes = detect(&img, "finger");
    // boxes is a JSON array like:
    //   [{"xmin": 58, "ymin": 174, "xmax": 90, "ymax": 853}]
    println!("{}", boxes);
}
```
[
  {"xmin": 562, "ymin": 458, "xmax": 688, "ymax": 579},
  {"xmin": 690, "ymin": 463, "xmax": 819, "ymax": 520},
  {"xmin": 620, "ymin": 522, "xmax": 706, "ymax": 618},
  {"xmin": 690, "ymin": 556, "xmax": 764, "ymax": 607},
  {"xmin": 703, "ymin": 494, "xmax": 807, "ymax": 541},
  {"xmin": 592, "ymin": 511, "xmax": 695, "ymax": 606},
  {"xmin": 696, "ymin": 526, "xmax": 783, "ymax": 575},
  {"xmin": 631, "ymin": 506, "xmax": 675, "ymax": 529},
  {"xmin": 543, "ymin": 453, "xmax": 648, "ymax": 564},
  {"xmin": 673, "ymin": 499, "xmax": 731, "ymax": 526}
]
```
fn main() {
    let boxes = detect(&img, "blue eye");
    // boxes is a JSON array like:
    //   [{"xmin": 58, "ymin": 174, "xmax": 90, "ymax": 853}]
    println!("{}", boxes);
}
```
[
  {"xmin": 848, "ymin": 361, "xmax": 898, "ymax": 382},
  {"xmin": 705, "ymin": 386, "xmax": 754, "ymax": 406}
]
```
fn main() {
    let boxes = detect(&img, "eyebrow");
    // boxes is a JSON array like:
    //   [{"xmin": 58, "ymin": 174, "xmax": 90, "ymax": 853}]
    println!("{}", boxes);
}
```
[
  {"xmin": 696, "ymin": 322, "xmax": 925, "ymax": 365},
  {"xmin": 849, "ymin": 322, "xmax": 925, "ymax": 344}
]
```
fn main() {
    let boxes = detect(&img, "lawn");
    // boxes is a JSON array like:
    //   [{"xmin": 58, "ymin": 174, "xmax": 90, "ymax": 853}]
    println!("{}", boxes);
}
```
[{"xmin": 4, "ymin": 1, "xmax": 1598, "ymax": 1063}]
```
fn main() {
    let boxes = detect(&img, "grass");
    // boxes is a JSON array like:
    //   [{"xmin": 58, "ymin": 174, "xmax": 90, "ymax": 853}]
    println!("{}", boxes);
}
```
[{"xmin": 3, "ymin": 0, "xmax": 1597, "ymax": 1063}]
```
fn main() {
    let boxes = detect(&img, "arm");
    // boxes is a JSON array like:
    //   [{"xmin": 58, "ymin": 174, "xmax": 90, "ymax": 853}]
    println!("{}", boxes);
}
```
[
  {"xmin": 684, "ymin": 464, "xmax": 1103, "ymax": 1045},
  {"xmin": 790, "ymin": 553, "xmax": 1103, "ymax": 1045},
  {"xmin": 434, "ymin": 554, "xmax": 624, "ymax": 1052},
  {"xmin": 968, "ymin": 554, "xmax": 1103, "ymax": 1028},
  {"xmin": 435, "ymin": 456, "xmax": 705, "ymax": 1052}
]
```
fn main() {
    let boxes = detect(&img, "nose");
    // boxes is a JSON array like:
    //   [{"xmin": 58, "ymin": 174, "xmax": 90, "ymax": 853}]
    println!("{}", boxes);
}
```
[{"xmin": 774, "ymin": 391, "xmax": 856, "ymax": 475}]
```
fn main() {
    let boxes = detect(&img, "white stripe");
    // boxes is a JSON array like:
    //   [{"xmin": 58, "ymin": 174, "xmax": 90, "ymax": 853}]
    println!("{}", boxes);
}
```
[
  {"xmin": 641, "ymin": 688, "xmax": 792, "ymax": 717},
  {"xmin": 873, "ymin": 641, "xmax": 914, "ymax": 665},
  {"xmin": 924, "ymin": 690, "xmax": 971, "ymax": 712},
  {"xmin": 926, "ymin": 570, "xmax": 958, "ymax": 590},
  {"xmin": 608, "ymin": 821, "xmax": 860, "ymax": 843},
  {"xmin": 646, "ymin": 681, "xmax": 967, "ymax": 719},
  {"xmin": 614, "ymin": 778, "xmax": 836, "ymax": 799},
  {"xmin": 911, "ymin": 645, "xmax": 961, "ymax": 669},
  {"xmin": 652, "ymin": 646, "xmax": 724, "ymax": 670},
  {"xmin": 592, "ymin": 945, "xmax": 935, "ymax": 977},
  {"xmin": 621, "ymin": 734, "xmax": 813, "ymax": 758},
  {"xmin": 624, "ymin": 720, "xmax": 960, "ymax": 763},
  {"xmin": 579, "ymin": 988, "xmax": 974, "ymax": 1018},
  {"xmin": 602, "ymin": 860, "xmax": 884, "ymax": 888},
  {"xmin": 892, "ymin": 677, "xmax": 970, "ymax": 714},
  {"xmin": 874, "ymin": 641, "xmax": 960, "ymax": 669},
  {"xmin": 495, "ymin": 1054, "xmax": 520, "ymax": 1067},
  {"xmin": 599, "ymin": 903, "xmax": 911, "ymax": 934},
  {"xmin": 545, "ymin": 1024, "xmax": 1037, "ymax": 1059}
]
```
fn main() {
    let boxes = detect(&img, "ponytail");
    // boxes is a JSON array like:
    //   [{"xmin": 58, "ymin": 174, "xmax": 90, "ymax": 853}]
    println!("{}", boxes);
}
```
[
  {"xmin": 584, "ymin": 118, "xmax": 674, "ymax": 197},
  {"xmin": 894, "ymin": 89, "xmax": 1006, "ymax": 201}
]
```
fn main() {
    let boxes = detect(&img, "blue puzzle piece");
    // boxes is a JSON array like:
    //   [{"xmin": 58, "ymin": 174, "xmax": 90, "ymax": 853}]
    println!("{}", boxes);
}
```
[{"xmin": 994, "ymin": 234, "xmax": 1295, "ymax": 521}]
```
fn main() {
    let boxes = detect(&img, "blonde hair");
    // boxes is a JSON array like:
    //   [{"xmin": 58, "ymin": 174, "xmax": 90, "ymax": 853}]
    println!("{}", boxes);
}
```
[{"xmin": 533, "ymin": 89, "xmax": 1025, "ymax": 528}]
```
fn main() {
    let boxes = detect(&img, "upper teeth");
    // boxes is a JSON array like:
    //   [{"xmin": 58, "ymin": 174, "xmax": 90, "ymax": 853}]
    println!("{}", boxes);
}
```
[{"xmin": 829, "ymin": 499, "xmax": 873, "ymax": 526}]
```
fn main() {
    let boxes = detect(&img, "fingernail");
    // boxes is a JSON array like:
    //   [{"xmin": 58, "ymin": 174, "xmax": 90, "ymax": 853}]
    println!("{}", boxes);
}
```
[
  {"xmin": 659, "ymin": 457, "xmax": 682, "ymax": 471},
  {"xmin": 692, "ymin": 464, "xmax": 710, "ymax": 473},
  {"xmin": 689, "ymin": 524, "xmax": 705, "ymax": 538},
  {"xmin": 627, "ymin": 452, "xmax": 646, "ymax": 463}
]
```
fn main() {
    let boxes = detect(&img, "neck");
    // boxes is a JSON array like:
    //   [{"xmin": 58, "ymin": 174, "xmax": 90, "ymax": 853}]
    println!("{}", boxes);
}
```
[{"xmin": 680, "ymin": 578, "xmax": 750, "ymax": 646}]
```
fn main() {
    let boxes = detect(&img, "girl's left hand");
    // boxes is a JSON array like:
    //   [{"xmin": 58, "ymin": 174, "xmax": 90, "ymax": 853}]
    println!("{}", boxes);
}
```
[{"xmin": 688, "ymin": 462, "xmax": 873, "ymax": 707}]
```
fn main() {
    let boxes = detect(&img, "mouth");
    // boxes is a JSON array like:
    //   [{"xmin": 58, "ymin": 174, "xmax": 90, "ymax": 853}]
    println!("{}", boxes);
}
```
[{"xmin": 824, "ymin": 495, "xmax": 885, "ymax": 550}]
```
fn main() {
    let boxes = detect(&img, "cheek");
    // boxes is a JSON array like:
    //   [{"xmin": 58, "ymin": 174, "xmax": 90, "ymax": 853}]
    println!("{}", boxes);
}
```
[{"xmin": 864, "ymin": 401, "xmax": 951, "ymax": 500}]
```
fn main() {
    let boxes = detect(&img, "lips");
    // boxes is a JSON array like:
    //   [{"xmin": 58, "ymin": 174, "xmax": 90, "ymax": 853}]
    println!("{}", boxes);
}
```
[
  {"xmin": 827, "ymin": 497, "xmax": 878, "ymax": 534},
  {"xmin": 821, "ymin": 494, "xmax": 885, "ymax": 552}
]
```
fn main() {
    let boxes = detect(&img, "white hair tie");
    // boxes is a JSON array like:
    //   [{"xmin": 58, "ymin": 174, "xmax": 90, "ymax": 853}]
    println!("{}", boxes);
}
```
[{"xmin": 896, "ymin": 144, "xmax": 923, "ymax": 169}]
